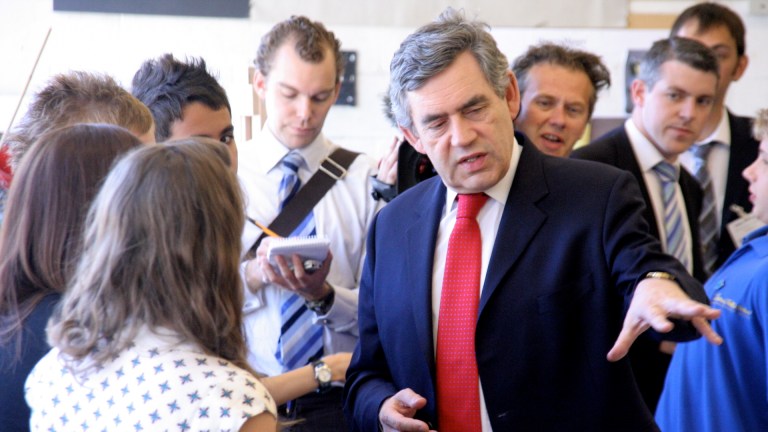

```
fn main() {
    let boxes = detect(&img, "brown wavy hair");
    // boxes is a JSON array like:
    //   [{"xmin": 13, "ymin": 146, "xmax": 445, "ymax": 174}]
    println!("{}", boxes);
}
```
[
  {"xmin": 1, "ymin": 71, "xmax": 153, "ymax": 169},
  {"xmin": 47, "ymin": 138, "xmax": 250, "ymax": 371},
  {"xmin": 0, "ymin": 124, "xmax": 142, "ymax": 363}
]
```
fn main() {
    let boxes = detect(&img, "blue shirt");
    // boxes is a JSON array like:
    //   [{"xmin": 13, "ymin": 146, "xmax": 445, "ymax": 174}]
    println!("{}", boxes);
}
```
[{"xmin": 656, "ymin": 225, "xmax": 768, "ymax": 432}]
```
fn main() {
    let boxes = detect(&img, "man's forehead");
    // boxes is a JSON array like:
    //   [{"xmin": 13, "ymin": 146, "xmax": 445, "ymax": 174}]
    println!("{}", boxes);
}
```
[{"xmin": 678, "ymin": 21, "xmax": 737, "ymax": 47}]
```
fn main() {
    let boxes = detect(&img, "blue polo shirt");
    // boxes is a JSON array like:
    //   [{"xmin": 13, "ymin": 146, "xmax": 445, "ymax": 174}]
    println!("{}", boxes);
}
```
[{"xmin": 656, "ymin": 226, "xmax": 768, "ymax": 432}]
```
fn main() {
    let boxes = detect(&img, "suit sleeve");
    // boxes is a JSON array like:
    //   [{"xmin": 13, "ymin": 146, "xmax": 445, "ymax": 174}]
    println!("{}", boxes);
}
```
[{"xmin": 343, "ymin": 211, "xmax": 399, "ymax": 430}]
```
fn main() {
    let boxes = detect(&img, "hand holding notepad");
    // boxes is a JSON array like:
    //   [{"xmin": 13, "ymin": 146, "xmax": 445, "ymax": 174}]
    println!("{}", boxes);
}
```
[{"xmin": 267, "ymin": 236, "xmax": 330, "ymax": 274}]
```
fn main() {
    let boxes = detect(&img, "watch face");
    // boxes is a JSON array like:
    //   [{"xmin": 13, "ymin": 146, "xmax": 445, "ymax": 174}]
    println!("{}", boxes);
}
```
[{"xmin": 317, "ymin": 365, "xmax": 332, "ymax": 383}]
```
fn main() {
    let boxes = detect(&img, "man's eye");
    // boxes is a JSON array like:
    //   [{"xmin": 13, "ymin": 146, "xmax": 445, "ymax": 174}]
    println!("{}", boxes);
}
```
[
  {"xmin": 428, "ymin": 121, "xmax": 446, "ymax": 131},
  {"xmin": 221, "ymin": 135, "xmax": 234, "ymax": 144},
  {"xmin": 312, "ymin": 93, "xmax": 331, "ymax": 103}
]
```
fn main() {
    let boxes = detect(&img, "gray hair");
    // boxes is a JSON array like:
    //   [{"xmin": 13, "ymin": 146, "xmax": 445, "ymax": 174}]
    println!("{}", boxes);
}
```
[
  {"xmin": 388, "ymin": 8, "xmax": 510, "ymax": 133},
  {"xmin": 638, "ymin": 37, "xmax": 719, "ymax": 91}
]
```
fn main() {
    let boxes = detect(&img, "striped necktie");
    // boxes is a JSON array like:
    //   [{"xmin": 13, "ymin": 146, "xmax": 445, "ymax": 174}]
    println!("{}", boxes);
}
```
[
  {"xmin": 275, "ymin": 151, "xmax": 324, "ymax": 371},
  {"xmin": 437, "ymin": 193, "xmax": 488, "ymax": 432},
  {"xmin": 689, "ymin": 142, "xmax": 719, "ymax": 275},
  {"xmin": 653, "ymin": 161, "xmax": 691, "ymax": 270}
]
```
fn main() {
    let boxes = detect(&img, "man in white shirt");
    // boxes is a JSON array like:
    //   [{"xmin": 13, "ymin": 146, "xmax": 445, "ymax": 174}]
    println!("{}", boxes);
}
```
[
  {"xmin": 571, "ymin": 36, "xmax": 719, "ymax": 413},
  {"xmin": 238, "ymin": 15, "xmax": 382, "ymax": 431},
  {"xmin": 671, "ymin": 2, "xmax": 759, "ymax": 274}
]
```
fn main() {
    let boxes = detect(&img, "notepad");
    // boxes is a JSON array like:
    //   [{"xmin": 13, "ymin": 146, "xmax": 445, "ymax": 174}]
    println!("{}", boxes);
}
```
[{"xmin": 267, "ymin": 236, "xmax": 330, "ymax": 270}]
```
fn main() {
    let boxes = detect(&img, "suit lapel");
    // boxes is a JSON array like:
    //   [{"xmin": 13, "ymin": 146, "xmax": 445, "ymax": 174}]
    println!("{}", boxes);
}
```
[
  {"xmin": 614, "ymin": 129, "xmax": 660, "ymax": 239},
  {"xmin": 405, "ymin": 179, "xmax": 446, "ymax": 368},
  {"xmin": 480, "ymin": 141, "xmax": 547, "ymax": 313}
]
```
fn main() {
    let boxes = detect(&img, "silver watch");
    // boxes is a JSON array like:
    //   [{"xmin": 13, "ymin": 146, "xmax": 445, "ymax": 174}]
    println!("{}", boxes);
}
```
[{"xmin": 313, "ymin": 360, "xmax": 333, "ymax": 393}]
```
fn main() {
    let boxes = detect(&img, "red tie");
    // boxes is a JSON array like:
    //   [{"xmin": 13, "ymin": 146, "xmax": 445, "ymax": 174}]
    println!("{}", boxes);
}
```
[{"xmin": 437, "ymin": 193, "xmax": 488, "ymax": 432}]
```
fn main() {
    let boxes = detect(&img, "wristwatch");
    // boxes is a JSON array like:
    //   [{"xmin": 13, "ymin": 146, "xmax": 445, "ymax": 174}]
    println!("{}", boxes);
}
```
[
  {"xmin": 643, "ymin": 271, "xmax": 676, "ymax": 281},
  {"xmin": 305, "ymin": 288, "xmax": 335, "ymax": 315},
  {"xmin": 312, "ymin": 360, "xmax": 333, "ymax": 393},
  {"xmin": 370, "ymin": 175, "xmax": 398, "ymax": 202}
]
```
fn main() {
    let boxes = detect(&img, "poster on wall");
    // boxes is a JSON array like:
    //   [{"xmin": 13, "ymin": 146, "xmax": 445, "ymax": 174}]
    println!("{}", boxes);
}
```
[
  {"xmin": 625, "ymin": 49, "xmax": 646, "ymax": 114},
  {"xmin": 53, "ymin": 0, "xmax": 249, "ymax": 18}
]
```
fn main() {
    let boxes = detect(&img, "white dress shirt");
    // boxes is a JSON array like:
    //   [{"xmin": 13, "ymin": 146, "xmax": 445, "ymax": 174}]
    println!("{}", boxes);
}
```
[
  {"xmin": 431, "ymin": 138, "xmax": 522, "ymax": 432},
  {"xmin": 625, "ymin": 119, "xmax": 694, "ymax": 274},
  {"xmin": 238, "ymin": 127, "xmax": 382, "ymax": 376}
]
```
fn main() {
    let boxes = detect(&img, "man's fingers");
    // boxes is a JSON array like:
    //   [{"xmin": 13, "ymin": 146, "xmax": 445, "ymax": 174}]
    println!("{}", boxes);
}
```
[
  {"xmin": 607, "ymin": 315, "xmax": 651, "ymax": 362},
  {"xmin": 661, "ymin": 299, "xmax": 721, "ymax": 320},
  {"xmin": 607, "ymin": 326, "xmax": 634, "ymax": 362},
  {"xmin": 691, "ymin": 316, "xmax": 723, "ymax": 345},
  {"xmin": 380, "ymin": 390, "xmax": 429, "ymax": 432}
]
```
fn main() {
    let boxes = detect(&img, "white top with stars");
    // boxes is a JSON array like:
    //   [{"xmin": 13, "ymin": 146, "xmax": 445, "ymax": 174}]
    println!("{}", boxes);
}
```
[{"xmin": 25, "ymin": 325, "xmax": 276, "ymax": 432}]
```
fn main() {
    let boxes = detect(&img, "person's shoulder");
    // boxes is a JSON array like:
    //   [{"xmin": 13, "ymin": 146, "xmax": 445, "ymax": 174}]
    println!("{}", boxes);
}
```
[
  {"xmin": 572, "ymin": 127, "xmax": 626, "ymax": 160},
  {"xmin": 727, "ymin": 111, "xmax": 760, "ymax": 146},
  {"xmin": 193, "ymin": 358, "xmax": 277, "ymax": 416}
]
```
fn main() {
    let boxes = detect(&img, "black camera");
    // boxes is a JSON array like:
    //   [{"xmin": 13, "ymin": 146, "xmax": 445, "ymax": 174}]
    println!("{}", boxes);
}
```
[{"xmin": 396, "ymin": 139, "xmax": 437, "ymax": 194}]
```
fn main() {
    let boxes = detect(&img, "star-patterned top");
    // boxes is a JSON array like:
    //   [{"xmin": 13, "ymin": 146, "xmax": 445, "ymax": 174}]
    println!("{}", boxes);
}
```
[{"xmin": 25, "ymin": 326, "xmax": 276, "ymax": 432}]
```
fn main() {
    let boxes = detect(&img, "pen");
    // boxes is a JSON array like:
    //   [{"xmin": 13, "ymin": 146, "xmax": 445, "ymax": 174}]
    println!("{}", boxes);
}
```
[{"xmin": 251, "ymin": 218, "xmax": 281, "ymax": 238}]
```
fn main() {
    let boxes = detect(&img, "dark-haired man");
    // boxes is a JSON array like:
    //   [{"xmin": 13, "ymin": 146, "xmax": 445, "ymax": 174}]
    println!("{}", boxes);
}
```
[
  {"xmin": 131, "ymin": 53, "xmax": 237, "ymax": 170},
  {"xmin": 572, "ymin": 36, "xmax": 720, "ymax": 412},
  {"xmin": 671, "ymin": 3, "xmax": 759, "ymax": 275}
]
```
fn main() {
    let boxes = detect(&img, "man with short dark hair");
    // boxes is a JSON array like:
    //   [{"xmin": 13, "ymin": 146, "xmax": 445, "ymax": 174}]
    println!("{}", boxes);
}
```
[
  {"xmin": 572, "ymin": 36, "xmax": 720, "ymax": 412},
  {"xmin": 671, "ymin": 2, "xmax": 758, "ymax": 275},
  {"xmin": 131, "ymin": 53, "xmax": 237, "ymax": 170}
]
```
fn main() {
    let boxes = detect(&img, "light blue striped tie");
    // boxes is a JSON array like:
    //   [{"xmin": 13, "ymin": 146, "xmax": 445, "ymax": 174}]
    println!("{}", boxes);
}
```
[
  {"xmin": 275, "ymin": 151, "xmax": 324, "ymax": 371},
  {"xmin": 689, "ymin": 142, "xmax": 719, "ymax": 276},
  {"xmin": 654, "ymin": 161, "xmax": 690, "ymax": 270}
]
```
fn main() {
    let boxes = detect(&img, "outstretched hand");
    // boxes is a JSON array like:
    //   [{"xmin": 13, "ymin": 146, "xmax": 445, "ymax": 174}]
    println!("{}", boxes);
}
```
[{"xmin": 607, "ymin": 277, "xmax": 722, "ymax": 362}]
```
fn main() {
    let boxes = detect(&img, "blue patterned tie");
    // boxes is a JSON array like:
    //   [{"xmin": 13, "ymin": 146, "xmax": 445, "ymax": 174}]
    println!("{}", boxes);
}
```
[
  {"xmin": 275, "ymin": 151, "xmax": 323, "ymax": 371},
  {"xmin": 689, "ymin": 142, "xmax": 718, "ymax": 275},
  {"xmin": 654, "ymin": 161, "xmax": 691, "ymax": 270}
]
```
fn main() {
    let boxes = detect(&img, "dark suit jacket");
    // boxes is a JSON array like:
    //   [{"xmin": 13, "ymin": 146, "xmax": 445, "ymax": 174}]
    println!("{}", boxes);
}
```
[
  {"xmin": 344, "ymin": 135, "xmax": 707, "ymax": 431},
  {"xmin": 571, "ymin": 126, "xmax": 707, "ymax": 283},
  {"xmin": 717, "ymin": 112, "xmax": 759, "ymax": 268}
]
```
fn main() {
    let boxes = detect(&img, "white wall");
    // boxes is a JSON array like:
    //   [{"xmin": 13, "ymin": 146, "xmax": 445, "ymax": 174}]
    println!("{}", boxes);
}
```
[{"xmin": 1, "ymin": 0, "xmax": 766, "ymax": 158}]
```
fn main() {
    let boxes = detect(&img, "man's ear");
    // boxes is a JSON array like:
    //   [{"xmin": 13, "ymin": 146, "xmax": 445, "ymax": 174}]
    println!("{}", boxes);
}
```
[
  {"xmin": 253, "ymin": 71, "xmax": 267, "ymax": 100},
  {"xmin": 732, "ymin": 54, "xmax": 749, "ymax": 82},
  {"xmin": 505, "ymin": 70, "xmax": 521, "ymax": 121},
  {"xmin": 630, "ymin": 79, "xmax": 646, "ymax": 108},
  {"xmin": 400, "ymin": 126, "xmax": 425, "ymax": 154}
]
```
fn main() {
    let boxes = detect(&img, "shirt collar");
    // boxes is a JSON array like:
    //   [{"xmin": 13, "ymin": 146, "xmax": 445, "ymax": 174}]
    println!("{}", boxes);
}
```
[
  {"xmin": 256, "ymin": 127, "xmax": 331, "ymax": 176},
  {"xmin": 625, "ymin": 118, "xmax": 680, "ymax": 173},
  {"xmin": 742, "ymin": 225, "xmax": 768, "ymax": 248}
]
